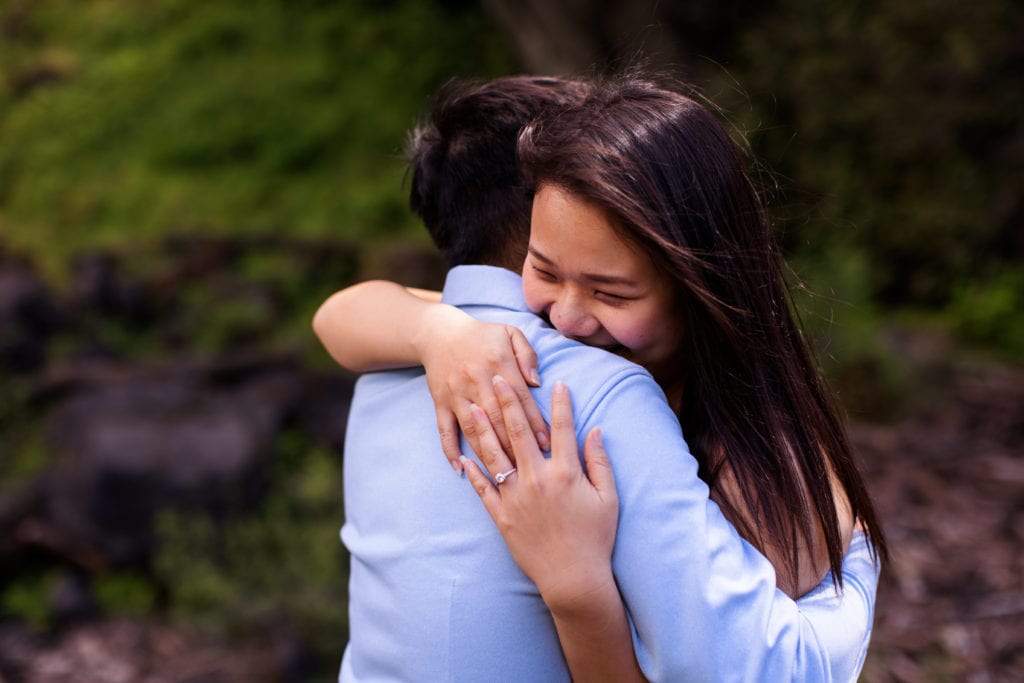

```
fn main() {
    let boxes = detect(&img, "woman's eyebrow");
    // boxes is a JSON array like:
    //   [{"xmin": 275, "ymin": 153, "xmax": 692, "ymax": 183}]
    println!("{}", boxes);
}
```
[
  {"xmin": 584, "ymin": 272, "xmax": 639, "ymax": 287},
  {"xmin": 529, "ymin": 245, "xmax": 639, "ymax": 287},
  {"xmin": 528, "ymin": 245, "xmax": 556, "ymax": 266}
]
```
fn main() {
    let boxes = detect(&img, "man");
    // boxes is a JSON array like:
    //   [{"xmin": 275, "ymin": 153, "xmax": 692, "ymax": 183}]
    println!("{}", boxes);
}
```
[
  {"xmin": 324, "ymin": 76, "xmax": 878, "ymax": 681},
  {"xmin": 335, "ymin": 76, "xmax": 591, "ymax": 682}
]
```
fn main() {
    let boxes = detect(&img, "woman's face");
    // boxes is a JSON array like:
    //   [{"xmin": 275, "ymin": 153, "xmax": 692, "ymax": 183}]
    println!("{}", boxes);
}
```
[{"xmin": 523, "ymin": 184, "xmax": 682, "ymax": 376}]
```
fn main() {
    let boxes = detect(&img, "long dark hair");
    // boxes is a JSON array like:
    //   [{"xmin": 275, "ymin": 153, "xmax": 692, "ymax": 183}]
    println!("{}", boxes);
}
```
[{"xmin": 518, "ymin": 77, "xmax": 887, "ymax": 588}]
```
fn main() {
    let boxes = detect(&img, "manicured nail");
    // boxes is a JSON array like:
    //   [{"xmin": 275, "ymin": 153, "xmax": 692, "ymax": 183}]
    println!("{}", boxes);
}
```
[
  {"xmin": 492, "ymin": 375, "xmax": 507, "ymax": 390},
  {"xmin": 529, "ymin": 368, "xmax": 541, "ymax": 386},
  {"xmin": 451, "ymin": 457, "xmax": 464, "ymax": 476},
  {"xmin": 458, "ymin": 455, "xmax": 471, "ymax": 478},
  {"xmin": 554, "ymin": 380, "xmax": 567, "ymax": 395},
  {"xmin": 536, "ymin": 430, "xmax": 551, "ymax": 451}
]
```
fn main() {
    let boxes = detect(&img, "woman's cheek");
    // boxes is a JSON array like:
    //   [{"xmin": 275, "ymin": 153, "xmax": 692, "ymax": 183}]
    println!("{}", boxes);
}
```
[
  {"xmin": 612, "ymin": 310, "xmax": 661, "ymax": 351},
  {"xmin": 522, "ymin": 278, "xmax": 548, "ymax": 315}
]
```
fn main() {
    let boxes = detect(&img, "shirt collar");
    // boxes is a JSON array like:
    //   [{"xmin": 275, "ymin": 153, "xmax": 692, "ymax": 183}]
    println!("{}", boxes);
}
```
[{"xmin": 441, "ymin": 265, "xmax": 528, "ymax": 312}]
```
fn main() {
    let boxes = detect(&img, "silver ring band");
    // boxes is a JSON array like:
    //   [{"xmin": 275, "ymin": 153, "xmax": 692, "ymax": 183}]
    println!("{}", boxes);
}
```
[{"xmin": 494, "ymin": 467, "xmax": 517, "ymax": 485}]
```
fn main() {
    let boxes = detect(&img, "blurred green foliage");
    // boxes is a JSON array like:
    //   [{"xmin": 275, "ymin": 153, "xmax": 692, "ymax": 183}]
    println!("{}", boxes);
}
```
[
  {"xmin": 93, "ymin": 571, "xmax": 157, "ymax": 616},
  {"xmin": 727, "ymin": 0, "xmax": 1023, "ymax": 316},
  {"xmin": 1, "ymin": 0, "xmax": 1020, "ymax": 675},
  {"xmin": 0, "ymin": 0, "xmax": 515, "ymax": 278},
  {"xmin": 951, "ymin": 268, "xmax": 1024, "ymax": 355},
  {"xmin": 0, "ymin": 381, "xmax": 49, "ymax": 493},
  {"xmin": 1, "ymin": 569, "xmax": 58, "ymax": 630},
  {"xmin": 154, "ymin": 437, "xmax": 347, "ymax": 677},
  {"xmin": 789, "ymin": 245, "xmax": 910, "ymax": 419},
  {"xmin": 0, "ymin": 0, "xmax": 510, "ymax": 668}
]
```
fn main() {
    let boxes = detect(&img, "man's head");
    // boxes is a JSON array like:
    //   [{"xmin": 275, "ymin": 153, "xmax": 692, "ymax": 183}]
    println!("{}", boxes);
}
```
[{"xmin": 406, "ymin": 76, "xmax": 589, "ymax": 270}]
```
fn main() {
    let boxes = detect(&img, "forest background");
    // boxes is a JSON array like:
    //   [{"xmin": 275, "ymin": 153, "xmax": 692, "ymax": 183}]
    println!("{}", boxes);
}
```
[{"xmin": 0, "ymin": 1, "xmax": 1021, "ymax": 681}]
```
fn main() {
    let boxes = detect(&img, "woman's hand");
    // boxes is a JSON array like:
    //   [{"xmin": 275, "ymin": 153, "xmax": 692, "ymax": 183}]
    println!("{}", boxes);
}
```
[
  {"xmin": 414, "ymin": 307, "xmax": 550, "ymax": 472},
  {"xmin": 312, "ymin": 279, "xmax": 549, "ymax": 470},
  {"xmin": 460, "ymin": 376, "xmax": 619, "ymax": 612},
  {"xmin": 461, "ymin": 377, "xmax": 642, "ymax": 681}
]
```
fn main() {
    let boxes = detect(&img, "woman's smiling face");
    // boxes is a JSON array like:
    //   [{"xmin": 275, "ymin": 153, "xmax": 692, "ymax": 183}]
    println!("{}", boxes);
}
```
[{"xmin": 523, "ymin": 184, "xmax": 682, "ymax": 377}]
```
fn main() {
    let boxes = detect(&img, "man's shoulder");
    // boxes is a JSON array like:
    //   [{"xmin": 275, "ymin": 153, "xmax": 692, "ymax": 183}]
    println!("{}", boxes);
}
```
[{"xmin": 347, "ymin": 366, "xmax": 428, "ymax": 410}]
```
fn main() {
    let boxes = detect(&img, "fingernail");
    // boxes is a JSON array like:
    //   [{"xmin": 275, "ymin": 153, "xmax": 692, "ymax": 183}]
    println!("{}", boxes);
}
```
[
  {"xmin": 458, "ymin": 455, "xmax": 470, "ymax": 479},
  {"xmin": 491, "ymin": 375, "xmax": 507, "ymax": 389},
  {"xmin": 451, "ymin": 457, "xmax": 464, "ymax": 476},
  {"xmin": 536, "ymin": 430, "xmax": 550, "ymax": 451},
  {"xmin": 529, "ymin": 368, "xmax": 541, "ymax": 386},
  {"xmin": 469, "ymin": 402, "xmax": 483, "ymax": 418},
  {"xmin": 554, "ymin": 380, "xmax": 567, "ymax": 395}
]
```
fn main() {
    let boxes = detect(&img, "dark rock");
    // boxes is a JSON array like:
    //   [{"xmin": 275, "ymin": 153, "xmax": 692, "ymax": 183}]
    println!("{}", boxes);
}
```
[
  {"xmin": 37, "ymin": 361, "xmax": 303, "ymax": 565},
  {"xmin": 162, "ymin": 235, "xmax": 243, "ymax": 280},
  {"xmin": 0, "ymin": 257, "xmax": 60, "ymax": 373},
  {"xmin": 269, "ymin": 624, "xmax": 318, "ymax": 683},
  {"xmin": 359, "ymin": 242, "xmax": 446, "ymax": 291},
  {"xmin": 1, "ymin": 352, "xmax": 356, "ymax": 570},
  {"xmin": 49, "ymin": 571, "xmax": 97, "ymax": 625},
  {"xmin": 294, "ymin": 372, "xmax": 356, "ymax": 451},
  {"xmin": 69, "ymin": 252, "xmax": 158, "ymax": 324}
]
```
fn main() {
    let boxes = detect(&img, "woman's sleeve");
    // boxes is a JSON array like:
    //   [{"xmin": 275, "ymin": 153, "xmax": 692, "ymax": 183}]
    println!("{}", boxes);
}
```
[{"xmin": 577, "ymin": 372, "xmax": 876, "ymax": 681}]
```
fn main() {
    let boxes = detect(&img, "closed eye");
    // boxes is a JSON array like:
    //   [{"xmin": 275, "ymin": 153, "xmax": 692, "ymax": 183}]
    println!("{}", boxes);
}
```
[
  {"xmin": 595, "ymin": 290, "xmax": 633, "ymax": 305},
  {"xmin": 531, "ymin": 264, "xmax": 557, "ymax": 282}
]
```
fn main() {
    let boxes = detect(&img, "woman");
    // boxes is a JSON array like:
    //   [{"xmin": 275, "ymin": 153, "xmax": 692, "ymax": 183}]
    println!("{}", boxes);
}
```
[{"xmin": 317, "ymin": 77, "xmax": 887, "ymax": 678}]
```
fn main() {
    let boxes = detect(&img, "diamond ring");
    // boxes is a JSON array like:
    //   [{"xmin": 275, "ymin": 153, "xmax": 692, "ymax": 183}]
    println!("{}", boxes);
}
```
[{"xmin": 494, "ymin": 467, "xmax": 517, "ymax": 485}]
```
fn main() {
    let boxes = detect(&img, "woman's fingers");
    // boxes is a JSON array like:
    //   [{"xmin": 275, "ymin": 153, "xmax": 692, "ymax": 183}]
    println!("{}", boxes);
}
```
[
  {"xmin": 549, "ymin": 381, "xmax": 582, "ymax": 470},
  {"xmin": 463, "ymin": 401, "xmax": 516, "ymax": 480},
  {"xmin": 583, "ymin": 427, "xmax": 618, "ymax": 504},
  {"xmin": 491, "ymin": 375, "xmax": 546, "ymax": 473},
  {"xmin": 454, "ymin": 385, "xmax": 514, "ymax": 468},
  {"xmin": 436, "ymin": 407, "xmax": 464, "ymax": 474},
  {"xmin": 507, "ymin": 328, "xmax": 550, "ymax": 450},
  {"xmin": 509, "ymin": 327, "xmax": 541, "ymax": 387},
  {"xmin": 460, "ymin": 456, "xmax": 502, "ymax": 520},
  {"xmin": 474, "ymin": 326, "xmax": 548, "ymax": 456}
]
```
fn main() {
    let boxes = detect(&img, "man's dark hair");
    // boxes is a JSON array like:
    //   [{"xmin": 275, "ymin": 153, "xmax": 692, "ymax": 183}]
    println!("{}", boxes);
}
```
[{"xmin": 406, "ymin": 76, "xmax": 589, "ymax": 270}]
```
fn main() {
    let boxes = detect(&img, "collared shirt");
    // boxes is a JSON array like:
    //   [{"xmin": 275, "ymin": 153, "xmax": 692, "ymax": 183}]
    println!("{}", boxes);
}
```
[{"xmin": 341, "ymin": 265, "xmax": 879, "ymax": 682}]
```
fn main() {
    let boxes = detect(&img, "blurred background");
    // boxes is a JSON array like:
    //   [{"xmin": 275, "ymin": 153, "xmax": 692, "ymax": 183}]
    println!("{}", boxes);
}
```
[{"xmin": 0, "ymin": 1, "xmax": 1020, "ymax": 681}]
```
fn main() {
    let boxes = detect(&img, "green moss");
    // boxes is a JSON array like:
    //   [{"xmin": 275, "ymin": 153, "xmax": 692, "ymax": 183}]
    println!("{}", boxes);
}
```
[
  {"xmin": 950, "ymin": 268, "xmax": 1024, "ymax": 361},
  {"xmin": 154, "ymin": 440, "xmax": 347, "ymax": 673},
  {"xmin": 93, "ymin": 571, "xmax": 158, "ymax": 616},
  {"xmin": 790, "ymin": 245, "xmax": 910, "ymax": 418},
  {"xmin": 1, "ymin": 570, "xmax": 59, "ymax": 631},
  {"xmin": 0, "ymin": 379, "xmax": 52, "ymax": 493}
]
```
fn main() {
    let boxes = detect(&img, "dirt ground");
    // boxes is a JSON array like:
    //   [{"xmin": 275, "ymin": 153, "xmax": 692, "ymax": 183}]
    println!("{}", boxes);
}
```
[{"xmin": 857, "ymin": 352, "xmax": 1023, "ymax": 682}]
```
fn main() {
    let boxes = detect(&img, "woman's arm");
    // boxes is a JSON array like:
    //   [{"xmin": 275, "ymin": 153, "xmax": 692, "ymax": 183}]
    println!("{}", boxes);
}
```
[
  {"xmin": 312, "ymin": 280, "xmax": 445, "ymax": 371},
  {"xmin": 461, "ymin": 377, "xmax": 645, "ymax": 682},
  {"xmin": 312, "ymin": 280, "xmax": 550, "ymax": 467},
  {"xmin": 547, "ymin": 573, "xmax": 644, "ymax": 683}
]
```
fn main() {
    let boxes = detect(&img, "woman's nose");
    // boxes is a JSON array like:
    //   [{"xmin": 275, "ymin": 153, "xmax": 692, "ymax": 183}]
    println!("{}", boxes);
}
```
[{"xmin": 549, "ymin": 297, "xmax": 599, "ymax": 339}]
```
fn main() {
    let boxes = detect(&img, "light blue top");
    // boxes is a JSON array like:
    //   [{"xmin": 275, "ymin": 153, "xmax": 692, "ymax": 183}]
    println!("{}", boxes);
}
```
[{"xmin": 340, "ymin": 265, "xmax": 879, "ymax": 682}]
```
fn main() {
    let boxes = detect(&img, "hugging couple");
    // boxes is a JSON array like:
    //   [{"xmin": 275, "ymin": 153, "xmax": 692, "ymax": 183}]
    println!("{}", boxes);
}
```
[{"xmin": 314, "ymin": 73, "xmax": 887, "ymax": 682}]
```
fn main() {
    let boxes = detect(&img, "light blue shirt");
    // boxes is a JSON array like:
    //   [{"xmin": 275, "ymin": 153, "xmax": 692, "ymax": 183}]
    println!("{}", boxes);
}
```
[{"xmin": 340, "ymin": 265, "xmax": 879, "ymax": 682}]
